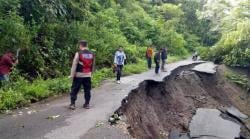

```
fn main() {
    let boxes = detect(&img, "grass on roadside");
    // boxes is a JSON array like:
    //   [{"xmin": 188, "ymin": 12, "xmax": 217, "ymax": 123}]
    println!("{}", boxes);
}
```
[
  {"xmin": 0, "ymin": 55, "xmax": 187, "ymax": 111},
  {"xmin": 0, "ymin": 77, "xmax": 71, "ymax": 111},
  {"xmin": 0, "ymin": 59, "xmax": 146, "ymax": 111},
  {"xmin": 167, "ymin": 54, "xmax": 189, "ymax": 63}
]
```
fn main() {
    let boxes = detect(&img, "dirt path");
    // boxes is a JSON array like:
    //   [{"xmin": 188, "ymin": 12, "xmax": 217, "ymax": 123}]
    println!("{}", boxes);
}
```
[{"xmin": 0, "ymin": 59, "xmax": 200, "ymax": 139}]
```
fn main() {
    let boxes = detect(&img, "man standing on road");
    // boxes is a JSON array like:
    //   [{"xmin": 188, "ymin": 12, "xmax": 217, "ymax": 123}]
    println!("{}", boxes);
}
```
[
  {"xmin": 69, "ymin": 40, "xmax": 95, "ymax": 110},
  {"xmin": 161, "ymin": 48, "xmax": 167, "ymax": 72},
  {"xmin": 192, "ymin": 51, "xmax": 198, "ymax": 61},
  {"xmin": 145, "ymin": 46, "xmax": 154, "ymax": 69},
  {"xmin": 154, "ymin": 49, "xmax": 161, "ymax": 74},
  {"xmin": 114, "ymin": 47, "xmax": 126, "ymax": 84},
  {"xmin": 0, "ymin": 51, "xmax": 18, "ymax": 81}
]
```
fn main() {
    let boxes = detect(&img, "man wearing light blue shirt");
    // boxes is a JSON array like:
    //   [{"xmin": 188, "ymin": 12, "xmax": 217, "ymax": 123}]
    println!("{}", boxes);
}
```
[{"xmin": 114, "ymin": 47, "xmax": 126, "ymax": 84}]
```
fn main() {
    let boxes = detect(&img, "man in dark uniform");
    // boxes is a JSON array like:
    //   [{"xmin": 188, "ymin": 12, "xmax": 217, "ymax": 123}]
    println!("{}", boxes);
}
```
[{"xmin": 69, "ymin": 40, "xmax": 95, "ymax": 110}]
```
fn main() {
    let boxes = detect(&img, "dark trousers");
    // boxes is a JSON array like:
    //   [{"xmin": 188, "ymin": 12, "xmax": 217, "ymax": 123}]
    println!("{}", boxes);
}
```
[
  {"xmin": 70, "ymin": 77, "xmax": 91, "ymax": 105},
  {"xmin": 147, "ymin": 58, "xmax": 152, "ymax": 69},
  {"xmin": 0, "ymin": 74, "xmax": 8, "ymax": 81},
  {"xmin": 116, "ymin": 65, "xmax": 123, "ymax": 81},
  {"xmin": 0, "ymin": 74, "xmax": 8, "ymax": 87},
  {"xmin": 155, "ymin": 62, "xmax": 160, "ymax": 74},
  {"xmin": 161, "ymin": 59, "xmax": 166, "ymax": 70}
]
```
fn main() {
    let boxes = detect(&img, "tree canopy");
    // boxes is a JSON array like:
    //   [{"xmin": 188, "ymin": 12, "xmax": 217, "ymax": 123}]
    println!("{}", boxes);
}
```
[
  {"xmin": 198, "ymin": 0, "xmax": 250, "ymax": 67},
  {"xmin": 0, "ymin": 0, "xmax": 248, "ymax": 79}
]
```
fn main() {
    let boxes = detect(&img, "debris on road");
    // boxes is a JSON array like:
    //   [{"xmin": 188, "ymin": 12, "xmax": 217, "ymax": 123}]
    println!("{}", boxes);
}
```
[
  {"xmin": 95, "ymin": 122, "xmax": 105, "ymax": 128},
  {"xmin": 46, "ymin": 115, "xmax": 60, "ymax": 120},
  {"xmin": 109, "ymin": 113, "xmax": 121, "ymax": 125},
  {"xmin": 27, "ymin": 110, "xmax": 37, "ymax": 115},
  {"xmin": 18, "ymin": 111, "xmax": 23, "ymax": 116}
]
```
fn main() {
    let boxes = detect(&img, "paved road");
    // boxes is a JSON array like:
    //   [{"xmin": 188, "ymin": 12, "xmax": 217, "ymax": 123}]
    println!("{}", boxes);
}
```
[{"xmin": 0, "ymin": 59, "xmax": 200, "ymax": 139}]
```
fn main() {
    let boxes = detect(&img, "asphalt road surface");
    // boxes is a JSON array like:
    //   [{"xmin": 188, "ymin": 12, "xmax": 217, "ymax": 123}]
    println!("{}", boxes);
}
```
[{"xmin": 0, "ymin": 59, "xmax": 200, "ymax": 139}]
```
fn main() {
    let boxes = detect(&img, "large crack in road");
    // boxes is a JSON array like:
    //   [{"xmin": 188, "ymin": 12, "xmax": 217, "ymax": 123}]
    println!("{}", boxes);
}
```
[
  {"xmin": 0, "ymin": 61, "xmax": 249, "ymax": 139},
  {"xmin": 115, "ymin": 63, "xmax": 250, "ymax": 139}
]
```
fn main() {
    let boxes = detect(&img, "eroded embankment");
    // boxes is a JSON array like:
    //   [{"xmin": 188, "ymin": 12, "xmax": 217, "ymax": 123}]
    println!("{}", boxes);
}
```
[{"xmin": 116, "ymin": 64, "xmax": 250, "ymax": 139}]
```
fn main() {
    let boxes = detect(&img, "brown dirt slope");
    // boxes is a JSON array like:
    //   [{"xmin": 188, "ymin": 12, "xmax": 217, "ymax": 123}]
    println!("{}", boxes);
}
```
[{"xmin": 118, "ymin": 65, "xmax": 250, "ymax": 139}]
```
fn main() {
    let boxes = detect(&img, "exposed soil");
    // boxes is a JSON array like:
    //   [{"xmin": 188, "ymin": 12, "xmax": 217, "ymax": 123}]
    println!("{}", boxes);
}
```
[{"xmin": 117, "ymin": 65, "xmax": 250, "ymax": 139}]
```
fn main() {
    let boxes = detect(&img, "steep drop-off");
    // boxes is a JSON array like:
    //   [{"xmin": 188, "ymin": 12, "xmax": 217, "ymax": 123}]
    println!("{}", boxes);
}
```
[{"xmin": 117, "ymin": 65, "xmax": 250, "ymax": 139}]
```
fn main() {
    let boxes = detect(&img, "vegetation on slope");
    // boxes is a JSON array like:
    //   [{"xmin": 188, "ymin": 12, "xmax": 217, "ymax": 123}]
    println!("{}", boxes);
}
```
[
  {"xmin": 1, "ymin": 0, "xmax": 237, "ymax": 110},
  {"xmin": 198, "ymin": 0, "xmax": 250, "ymax": 68}
]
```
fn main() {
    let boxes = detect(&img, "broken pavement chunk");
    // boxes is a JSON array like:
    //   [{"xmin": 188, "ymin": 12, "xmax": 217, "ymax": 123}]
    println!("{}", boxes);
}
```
[
  {"xmin": 226, "ymin": 106, "xmax": 248, "ymax": 120},
  {"xmin": 192, "ymin": 62, "xmax": 217, "ymax": 74},
  {"xmin": 169, "ymin": 128, "xmax": 180, "ymax": 139},
  {"xmin": 179, "ymin": 134, "xmax": 190, "ymax": 139},
  {"xmin": 189, "ymin": 108, "xmax": 241, "ymax": 139}
]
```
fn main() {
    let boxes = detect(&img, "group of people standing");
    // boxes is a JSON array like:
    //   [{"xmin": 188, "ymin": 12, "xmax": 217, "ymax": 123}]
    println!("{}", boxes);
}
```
[
  {"xmin": 146, "ymin": 47, "xmax": 168, "ymax": 74},
  {"xmin": 0, "ymin": 40, "xmax": 168, "ymax": 110},
  {"xmin": 69, "ymin": 42, "xmax": 168, "ymax": 110},
  {"xmin": 69, "ymin": 41, "xmax": 127, "ymax": 110}
]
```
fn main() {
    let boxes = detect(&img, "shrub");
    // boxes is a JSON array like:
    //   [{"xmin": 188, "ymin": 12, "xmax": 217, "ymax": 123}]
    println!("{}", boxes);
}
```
[
  {"xmin": 92, "ymin": 68, "xmax": 114, "ymax": 87},
  {"xmin": 0, "ymin": 89, "xmax": 27, "ymax": 110},
  {"xmin": 0, "ymin": 13, "xmax": 30, "ymax": 54},
  {"xmin": 226, "ymin": 72, "xmax": 250, "ymax": 91},
  {"xmin": 123, "ymin": 60, "xmax": 147, "ymax": 75},
  {"xmin": 47, "ymin": 77, "xmax": 71, "ymax": 94},
  {"xmin": 197, "ymin": 47, "xmax": 211, "ymax": 61},
  {"xmin": 22, "ymin": 81, "xmax": 51, "ymax": 101}
]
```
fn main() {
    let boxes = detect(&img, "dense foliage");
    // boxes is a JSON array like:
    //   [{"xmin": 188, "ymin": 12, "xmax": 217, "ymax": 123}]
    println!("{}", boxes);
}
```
[
  {"xmin": 0, "ymin": 60, "xmax": 150, "ymax": 110},
  {"xmin": 1, "ymin": 0, "xmax": 248, "ymax": 111},
  {"xmin": 198, "ymin": 0, "xmax": 250, "ymax": 67},
  {"xmin": 0, "ymin": 0, "xmax": 203, "ymax": 78},
  {"xmin": 0, "ymin": 0, "xmax": 202, "ymax": 110}
]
